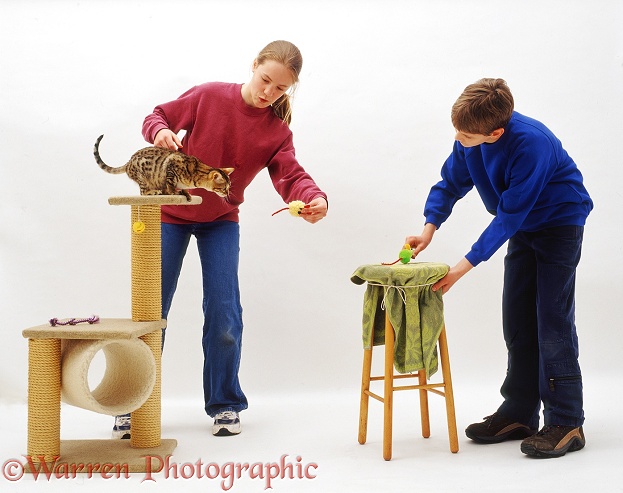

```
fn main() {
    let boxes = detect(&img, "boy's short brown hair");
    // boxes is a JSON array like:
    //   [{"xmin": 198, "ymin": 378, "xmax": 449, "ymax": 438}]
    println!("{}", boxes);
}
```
[{"xmin": 451, "ymin": 78, "xmax": 514, "ymax": 135}]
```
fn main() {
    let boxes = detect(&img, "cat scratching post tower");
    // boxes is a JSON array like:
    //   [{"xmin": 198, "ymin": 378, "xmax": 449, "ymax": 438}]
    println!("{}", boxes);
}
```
[{"xmin": 22, "ymin": 195, "xmax": 201, "ymax": 473}]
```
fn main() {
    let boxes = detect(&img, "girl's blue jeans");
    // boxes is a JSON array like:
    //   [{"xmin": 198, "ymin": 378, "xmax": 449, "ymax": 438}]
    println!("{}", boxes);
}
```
[
  {"xmin": 497, "ymin": 225, "xmax": 585, "ymax": 429},
  {"xmin": 161, "ymin": 220, "xmax": 248, "ymax": 417}
]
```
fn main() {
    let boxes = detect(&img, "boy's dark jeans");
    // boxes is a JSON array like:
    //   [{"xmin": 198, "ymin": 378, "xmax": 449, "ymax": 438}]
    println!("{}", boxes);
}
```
[{"xmin": 497, "ymin": 226, "xmax": 585, "ymax": 429}]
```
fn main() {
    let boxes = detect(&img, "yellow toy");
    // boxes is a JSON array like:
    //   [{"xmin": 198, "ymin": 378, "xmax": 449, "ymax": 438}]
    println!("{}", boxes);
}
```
[
  {"xmin": 272, "ymin": 200, "xmax": 308, "ymax": 217},
  {"xmin": 132, "ymin": 221, "xmax": 146, "ymax": 233},
  {"xmin": 382, "ymin": 244, "xmax": 414, "ymax": 265}
]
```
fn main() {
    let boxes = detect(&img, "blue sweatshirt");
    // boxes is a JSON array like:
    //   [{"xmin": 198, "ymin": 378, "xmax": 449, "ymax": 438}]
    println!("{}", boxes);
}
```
[{"xmin": 424, "ymin": 112, "xmax": 593, "ymax": 266}]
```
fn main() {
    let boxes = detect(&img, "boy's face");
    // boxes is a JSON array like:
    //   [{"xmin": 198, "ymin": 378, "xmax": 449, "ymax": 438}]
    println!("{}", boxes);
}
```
[{"xmin": 454, "ymin": 129, "xmax": 504, "ymax": 148}]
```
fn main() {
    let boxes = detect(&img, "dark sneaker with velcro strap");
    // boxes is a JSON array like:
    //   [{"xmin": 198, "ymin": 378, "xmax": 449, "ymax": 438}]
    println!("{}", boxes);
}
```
[
  {"xmin": 466, "ymin": 413, "xmax": 537, "ymax": 443},
  {"xmin": 521, "ymin": 425, "xmax": 585, "ymax": 458}
]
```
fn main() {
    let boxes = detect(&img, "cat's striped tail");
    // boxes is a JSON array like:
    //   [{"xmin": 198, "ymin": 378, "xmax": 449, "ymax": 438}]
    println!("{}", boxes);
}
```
[{"xmin": 93, "ymin": 134, "xmax": 127, "ymax": 174}]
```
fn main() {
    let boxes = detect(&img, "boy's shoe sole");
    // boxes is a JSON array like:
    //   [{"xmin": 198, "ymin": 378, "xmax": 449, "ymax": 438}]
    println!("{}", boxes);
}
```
[{"xmin": 521, "ymin": 426, "xmax": 585, "ymax": 458}]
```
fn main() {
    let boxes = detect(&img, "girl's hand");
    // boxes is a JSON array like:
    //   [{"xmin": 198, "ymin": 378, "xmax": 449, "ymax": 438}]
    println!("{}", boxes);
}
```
[
  {"xmin": 154, "ymin": 129, "xmax": 183, "ymax": 150},
  {"xmin": 300, "ymin": 197, "xmax": 328, "ymax": 224}
]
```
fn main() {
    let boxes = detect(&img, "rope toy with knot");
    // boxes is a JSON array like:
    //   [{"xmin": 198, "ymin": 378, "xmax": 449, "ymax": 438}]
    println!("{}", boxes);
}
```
[{"xmin": 49, "ymin": 315, "xmax": 100, "ymax": 327}]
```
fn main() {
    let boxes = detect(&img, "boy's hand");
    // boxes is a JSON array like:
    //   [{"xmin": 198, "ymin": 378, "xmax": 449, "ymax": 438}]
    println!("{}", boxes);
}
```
[
  {"xmin": 405, "ymin": 223, "xmax": 437, "ymax": 258},
  {"xmin": 432, "ymin": 257, "xmax": 474, "ymax": 294},
  {"xmin": 405, "ymin": 234, "xmax": 431, "ymax": 258}
]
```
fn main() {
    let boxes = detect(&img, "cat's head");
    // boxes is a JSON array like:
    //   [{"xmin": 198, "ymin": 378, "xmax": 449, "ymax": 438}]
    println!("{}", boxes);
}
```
[{"xmin": 196, "ymin": 167, "xmax": 234, "ymax": 197}]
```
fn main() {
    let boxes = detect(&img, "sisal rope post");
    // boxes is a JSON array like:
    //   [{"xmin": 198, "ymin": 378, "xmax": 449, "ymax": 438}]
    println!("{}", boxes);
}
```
[
  {"xmin": 105, "ymin": 195, "xmax": 199, "ymax": 450},
  {"xmin": 131, "ymin": 330, "xmax": 162, "ymax": 448},
  {"xmin": 131, "ymin": 204, "xmax": 161, "ymax": 322},
  {"xmin": 130, "ymin": 203, "xmax": 162, "ymax": 448},
  {"xmin": 27, "ymin": 338, "xmax": 61, "ymax": 463}
]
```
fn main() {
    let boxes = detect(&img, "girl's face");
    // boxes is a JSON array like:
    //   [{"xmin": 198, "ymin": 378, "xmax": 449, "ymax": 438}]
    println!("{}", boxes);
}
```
[{"xmin": 242, "ymin": 59, "xmax": 294, "ymax": 108}]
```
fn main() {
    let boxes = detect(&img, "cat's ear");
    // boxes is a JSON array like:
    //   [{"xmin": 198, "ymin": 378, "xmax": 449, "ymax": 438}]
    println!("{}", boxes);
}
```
[{"xmin": 222, "ymin": 168, "xmax": 235, "ymax": 175}]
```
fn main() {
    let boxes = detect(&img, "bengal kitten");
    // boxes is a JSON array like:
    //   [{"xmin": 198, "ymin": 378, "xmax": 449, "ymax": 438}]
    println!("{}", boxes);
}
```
[{"xmin": 93, "ymin": 135, "xmax": 233, "ymax": 200}]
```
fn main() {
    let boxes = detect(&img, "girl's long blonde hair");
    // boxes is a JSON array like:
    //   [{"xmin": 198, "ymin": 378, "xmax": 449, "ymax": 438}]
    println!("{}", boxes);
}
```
[{"xmin": 256, "ymin": 40, "xmax": 302, "ymax": 125}]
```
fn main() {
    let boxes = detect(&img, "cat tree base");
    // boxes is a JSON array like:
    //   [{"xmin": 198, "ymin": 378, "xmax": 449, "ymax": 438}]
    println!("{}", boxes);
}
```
[{"xmin": 26, "ymin": 439, "xmax": 178, "ymax": 474}]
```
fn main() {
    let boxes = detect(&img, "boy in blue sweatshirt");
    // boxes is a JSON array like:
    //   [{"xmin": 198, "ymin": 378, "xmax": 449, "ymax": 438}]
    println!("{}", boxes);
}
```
[{"xmin": 407, "ymin": 78, "xmax": 593, "ymax": 458}]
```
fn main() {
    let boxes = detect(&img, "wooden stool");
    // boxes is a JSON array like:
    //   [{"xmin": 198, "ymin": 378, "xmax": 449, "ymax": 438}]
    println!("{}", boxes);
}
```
[{"xmin": 351, "ymin": 263, "xmax": 459, "ymax": 460}]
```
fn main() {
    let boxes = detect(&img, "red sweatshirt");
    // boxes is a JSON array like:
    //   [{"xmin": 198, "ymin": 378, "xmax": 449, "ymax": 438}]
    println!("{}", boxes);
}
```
[{"xmin": 142, "ymin": 82, "xmax": 327, "ymax": 224}]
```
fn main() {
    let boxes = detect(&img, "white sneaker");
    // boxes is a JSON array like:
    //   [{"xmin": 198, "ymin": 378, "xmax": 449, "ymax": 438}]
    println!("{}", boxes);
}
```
[
  {"xmin": 112, "ymin": 414, "xmax": 131, "ymax": 439},
  {"xmin": 212, "ymin": 410, "xmax": 241, "ymax": 436}
]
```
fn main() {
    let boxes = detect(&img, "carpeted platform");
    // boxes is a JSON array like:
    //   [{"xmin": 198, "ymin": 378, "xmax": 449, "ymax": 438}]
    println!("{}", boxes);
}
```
[{"xmin": 26, "ymin": 438, "xmax": 178, "ymax": 474}]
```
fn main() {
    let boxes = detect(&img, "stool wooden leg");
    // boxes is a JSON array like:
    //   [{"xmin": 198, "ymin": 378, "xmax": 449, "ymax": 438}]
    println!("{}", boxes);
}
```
[
  {"xmin": 438, "ymin": 327, "xmax": 459, "ymax": 453},
  {"xmin": 358, "ymin": 346, "xmax": 373, "ymax": 445},
  {"xmin": 383, "ymin": 313, "xmax": 394, "ymax": 461},
  {"xmin": 418, "ymin": 369, "xmax": 431, "ymax": 438}
]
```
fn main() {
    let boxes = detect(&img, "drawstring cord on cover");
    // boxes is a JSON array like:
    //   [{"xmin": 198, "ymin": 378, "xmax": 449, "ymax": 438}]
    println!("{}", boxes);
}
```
[{"xmin": 367, "ymin": 282, "xmax": 435, "ymax": 310}]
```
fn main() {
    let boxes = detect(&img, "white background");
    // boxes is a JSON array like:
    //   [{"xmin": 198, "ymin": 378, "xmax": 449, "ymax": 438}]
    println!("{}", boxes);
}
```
[{"xmin": 1, "ymin": 1, "xmax": 622, "ymax": 491}]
